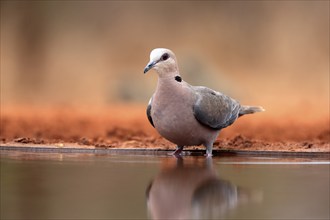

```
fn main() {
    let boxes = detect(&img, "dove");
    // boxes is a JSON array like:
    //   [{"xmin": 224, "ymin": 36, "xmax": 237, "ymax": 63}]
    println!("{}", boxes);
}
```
[{"xmin": 144, "ymin": 48, "xmax": 264, "ymax": 157}]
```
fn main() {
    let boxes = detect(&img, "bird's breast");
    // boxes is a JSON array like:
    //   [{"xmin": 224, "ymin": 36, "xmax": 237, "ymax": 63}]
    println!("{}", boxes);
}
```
[{"xmin": 151, "ymin": 86, "xmax": 204, "ymax": 146}]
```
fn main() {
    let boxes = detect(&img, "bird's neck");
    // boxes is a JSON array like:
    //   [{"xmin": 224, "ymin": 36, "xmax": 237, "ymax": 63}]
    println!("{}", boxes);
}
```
[
  {"xmin": 155, "ymin": 73, "xmax": 183, "ymax": 98},
  {"xmin": 157, "ymin": 73, "xmax": 181, "ymax": 86}
]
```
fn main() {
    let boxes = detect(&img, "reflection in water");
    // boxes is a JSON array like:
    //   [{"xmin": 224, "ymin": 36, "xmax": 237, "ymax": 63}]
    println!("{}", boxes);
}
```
[{"xmin": 146, "ymin": 157, "xmax": 262, "ymax": 219}]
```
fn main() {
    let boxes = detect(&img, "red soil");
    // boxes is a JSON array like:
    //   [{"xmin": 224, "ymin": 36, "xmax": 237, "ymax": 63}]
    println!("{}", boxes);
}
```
[{"xmin": 1, "ymin": 105, "xmax": 329, "ymax": 152}]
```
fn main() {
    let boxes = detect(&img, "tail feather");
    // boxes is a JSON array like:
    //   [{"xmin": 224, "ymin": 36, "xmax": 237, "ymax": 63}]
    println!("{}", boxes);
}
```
[{"xmin": 239, "ymin": 105, "xmax": 265, "ymax": 116}]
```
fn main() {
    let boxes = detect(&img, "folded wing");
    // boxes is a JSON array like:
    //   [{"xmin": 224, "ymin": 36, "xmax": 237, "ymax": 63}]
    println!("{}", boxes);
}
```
[{"xmin": 192, "ymin": 86, "xmax": 241, "ymax": 130}]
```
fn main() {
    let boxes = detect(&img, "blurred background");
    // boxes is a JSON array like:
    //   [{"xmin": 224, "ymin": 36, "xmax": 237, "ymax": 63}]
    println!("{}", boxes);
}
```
[{"xmin": 1, "ymin": 1, "xmax": 329, "ymax": 116}]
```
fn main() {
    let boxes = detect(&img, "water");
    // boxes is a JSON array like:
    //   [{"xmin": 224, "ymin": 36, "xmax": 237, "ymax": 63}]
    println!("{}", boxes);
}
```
[{"xmin": 1, "ymin": 151, "xmax": 329, "ymax": 219}]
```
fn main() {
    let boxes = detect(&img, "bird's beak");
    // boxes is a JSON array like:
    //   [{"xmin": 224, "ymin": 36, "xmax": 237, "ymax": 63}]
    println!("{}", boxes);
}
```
[{"xmin": 144, "ymin": 60, "xmax": 157, "ymax": 74}]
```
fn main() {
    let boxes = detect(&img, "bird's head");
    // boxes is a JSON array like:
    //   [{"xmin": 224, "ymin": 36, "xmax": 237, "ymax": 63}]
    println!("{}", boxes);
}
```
[{"xmin": 144, "ymin": 48, "xmax": 179, "ymax": 77}]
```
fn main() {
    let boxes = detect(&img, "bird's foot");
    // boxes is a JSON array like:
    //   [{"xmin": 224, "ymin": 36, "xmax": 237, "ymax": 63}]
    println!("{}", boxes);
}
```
[
  {"xmin": 204, "ymin": 153, "xmax": 213, "ymax": 158},
  {"xmin": 169, "ymin": 146, "xmax": 184, "ymax": 157},
  {"xmin": 205, "ymin": 148, "xmax": 213, "ymax": 157},
  {"xmin": 205, "ymin": 145, "xmax": 213, "ymax": 157}
]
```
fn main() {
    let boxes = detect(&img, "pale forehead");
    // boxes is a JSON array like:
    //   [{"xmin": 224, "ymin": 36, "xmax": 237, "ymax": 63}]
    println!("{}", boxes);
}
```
[{"xmin": 150, "ymin": 48, "xmax": 173, "ymax": 60}]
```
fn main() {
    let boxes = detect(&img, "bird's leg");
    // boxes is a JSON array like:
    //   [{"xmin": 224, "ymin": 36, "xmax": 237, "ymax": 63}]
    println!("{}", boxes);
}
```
[
  {"xmin": 205, "ymin": 143, "xmax": 213, "ymax": 157},
  {"xmin": 171, "ymin": 145, "xmax": 184, "ymax": 157}
]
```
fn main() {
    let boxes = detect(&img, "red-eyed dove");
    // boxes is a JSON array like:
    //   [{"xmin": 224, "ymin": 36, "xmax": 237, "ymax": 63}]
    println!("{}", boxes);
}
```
[{"xmin": 144, "ymin": 48, "xmax": 264, "ymax": 157}]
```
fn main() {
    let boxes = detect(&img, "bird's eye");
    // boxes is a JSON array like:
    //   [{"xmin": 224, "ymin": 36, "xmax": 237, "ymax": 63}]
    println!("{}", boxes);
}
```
[{"xmin": 161, "ymin": 53, "xmax": 169, "ymax": 61}]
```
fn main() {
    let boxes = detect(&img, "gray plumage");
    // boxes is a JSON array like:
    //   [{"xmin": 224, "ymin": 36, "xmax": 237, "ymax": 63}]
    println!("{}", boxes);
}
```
[
  {"xmin": 192, "ymin": 86, "xmax": 241, "ymax": 130},
  {"xmin": 144, "ymin": 48, "xmax": 264, "ymax": 156}
]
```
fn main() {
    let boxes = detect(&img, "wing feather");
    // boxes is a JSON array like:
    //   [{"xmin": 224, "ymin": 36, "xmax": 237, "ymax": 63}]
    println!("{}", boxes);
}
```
[{"xmin": 192, "ymin": 86, "xmax": 240, "ymax": 130}]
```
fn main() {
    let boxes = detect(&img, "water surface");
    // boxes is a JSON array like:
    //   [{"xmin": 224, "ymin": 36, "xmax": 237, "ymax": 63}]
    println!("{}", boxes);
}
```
[{"xmin": 1, "ymin": 151, "xmax": 329, "ymax": 219}]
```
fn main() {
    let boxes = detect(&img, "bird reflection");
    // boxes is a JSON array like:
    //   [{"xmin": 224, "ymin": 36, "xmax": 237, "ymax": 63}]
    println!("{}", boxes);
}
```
[{"xmin": 146, "ymin": 157, "xmax": 262, "ymax": 219}]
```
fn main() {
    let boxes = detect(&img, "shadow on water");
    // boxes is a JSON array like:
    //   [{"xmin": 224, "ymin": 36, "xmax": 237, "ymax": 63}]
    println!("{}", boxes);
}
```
[{"xmin": 146, "ymin": 157, "xmax": 262, "ymax": 219}]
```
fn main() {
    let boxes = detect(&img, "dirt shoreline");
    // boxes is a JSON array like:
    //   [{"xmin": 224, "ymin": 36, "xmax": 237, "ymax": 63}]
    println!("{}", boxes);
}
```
[{"xmin": 1, "ymin": 105, "xmax": 329, "ymax": 153}]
